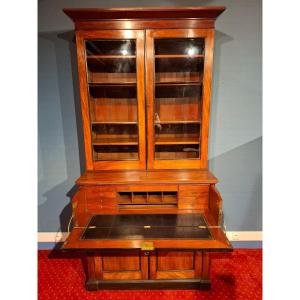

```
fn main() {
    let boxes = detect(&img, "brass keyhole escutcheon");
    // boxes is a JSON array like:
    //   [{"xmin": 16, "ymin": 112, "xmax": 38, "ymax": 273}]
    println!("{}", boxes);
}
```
[{"xmin": 141, "ymin": 241, "xmax": 154, "ymax": 251}]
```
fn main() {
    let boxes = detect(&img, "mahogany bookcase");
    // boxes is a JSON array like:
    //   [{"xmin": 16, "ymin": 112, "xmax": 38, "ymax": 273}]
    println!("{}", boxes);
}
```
[{"xmin": 63, "ymin": 6, "xmax": 232, "ymax": 290}]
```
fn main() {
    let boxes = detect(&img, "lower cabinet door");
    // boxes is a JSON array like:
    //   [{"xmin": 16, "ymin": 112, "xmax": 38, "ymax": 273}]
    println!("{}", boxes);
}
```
[
  {"xmin": 87, "ymin": 250, "xmax": 208, "ymax": 281},
  {"xmin": 149, "ymin": 250, "xmax": 203, "ymax": 280},
  {"xmin": 88, "ymin": 250, "xmax": 148, "ymax": 281}
]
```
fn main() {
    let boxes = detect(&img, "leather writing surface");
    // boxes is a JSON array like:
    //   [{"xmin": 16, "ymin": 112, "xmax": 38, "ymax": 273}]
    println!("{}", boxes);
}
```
[{"xmin": 81, "ymin": 214, "xmax": 211, "ymax": 240}]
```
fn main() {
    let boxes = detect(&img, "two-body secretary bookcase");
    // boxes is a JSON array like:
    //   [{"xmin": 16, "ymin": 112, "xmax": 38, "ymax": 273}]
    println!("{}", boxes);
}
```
[{"xmin": 63, "ymin": 7, "xmax": 232, "ymax": 290}]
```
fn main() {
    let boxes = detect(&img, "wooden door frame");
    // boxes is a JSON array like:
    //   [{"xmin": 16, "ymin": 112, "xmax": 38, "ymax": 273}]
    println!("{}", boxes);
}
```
[
  {"xmin": 75, "ymin": 30, "xmax": 146, "ymax": 170},
  {"xmin": 145, "ymin": 29, "xmax": 215, "ymax": 170}
]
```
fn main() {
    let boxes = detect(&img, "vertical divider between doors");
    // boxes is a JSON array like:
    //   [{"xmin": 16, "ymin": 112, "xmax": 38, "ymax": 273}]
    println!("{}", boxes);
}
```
[
  {"xmin": 143, "ymin": 29, "xmax": 148, "ymax": 170},
  {"xmin": 145, "ymin": 30, "xmax": 155, "ymax": 169},
  {"xmin": 136, "ymin": 30, "xmax": 147, "ymax": 169}
]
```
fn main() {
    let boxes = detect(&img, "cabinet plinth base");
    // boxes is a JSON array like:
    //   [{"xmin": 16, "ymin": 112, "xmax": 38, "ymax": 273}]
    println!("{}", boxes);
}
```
[{"xmin": 86, "ymin": 279, "xmax": 211, "ymax": 291}]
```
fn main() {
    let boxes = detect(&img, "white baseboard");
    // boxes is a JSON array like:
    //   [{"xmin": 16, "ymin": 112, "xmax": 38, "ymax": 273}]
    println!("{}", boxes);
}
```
[{"xmin": 38, "ymin": 231, "xmax": 262, "ymax": 243}]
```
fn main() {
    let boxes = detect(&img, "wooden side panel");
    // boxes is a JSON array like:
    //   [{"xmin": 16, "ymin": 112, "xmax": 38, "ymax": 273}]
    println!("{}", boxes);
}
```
[
  {"xmin": 71, "ymin": 187, "xmax": 86, "ymax": 227},
  {"xmin": 75, "ymin": 32, "xmax": 93, "ymax": 170},
  {"xmin": 209, "ymin": 184, "xmax": 223, "ymax": 225},
  {"xmin": 150, "ymin": 250, "xmax": 203, "ymax": 280},
  {"xmin": 200, "ymin": 30, "xmax": 215, "ymax": 168},
  {"xmin": 178, "ymin": 184, "xmax": 209, "ymax": 209},
  {"xmin": 202, "ymin": 252, "xmax": 210, "ymax": 280},
  {"xmin": 87, "ymin": 255, "xmax": 96, "ymax": 280}
]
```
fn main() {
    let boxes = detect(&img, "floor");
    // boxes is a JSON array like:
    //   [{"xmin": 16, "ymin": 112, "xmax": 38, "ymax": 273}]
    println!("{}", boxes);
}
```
[{"xmin": 38, "ymin": 249, "xmax": 262, "ymax": 300}]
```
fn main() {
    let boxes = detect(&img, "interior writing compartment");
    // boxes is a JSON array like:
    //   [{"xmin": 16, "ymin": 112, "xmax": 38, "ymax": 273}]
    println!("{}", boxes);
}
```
[
  {"xmin": 117, "ymin": 191, "xmax": 178, "ymax": 207},
  {"xmin": 63, "ymin": 213, "xmax": 232, "ymax": 251},
  {"xmin": 116, "ymin": 185, "xmax": 178, "ymax": 208}
]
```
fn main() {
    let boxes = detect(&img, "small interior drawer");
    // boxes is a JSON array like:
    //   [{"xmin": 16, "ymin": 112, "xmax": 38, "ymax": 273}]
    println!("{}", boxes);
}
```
[
  {"xmin": 179, "ymin": 185, "xmax": 209, "ymax": 194},
  {"xmin": 178, "ymin": 185, "xmax": 209, "ymax": 209}
]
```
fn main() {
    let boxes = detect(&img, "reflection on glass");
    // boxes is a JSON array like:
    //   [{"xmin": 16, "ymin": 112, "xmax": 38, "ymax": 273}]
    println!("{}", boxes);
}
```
[
  {"xmin": 86, "ymin": 40, "xmax": 136, "ymax": 56},
  {"xmin": 155, "ymin": 38, "xmax": 204, "ymax": 55},
  {"xmin": 154, "ymin": 38, "xmax": 204, "ymax": 160},
  {"xmin": 85, "ymin": 39, "xmax": 138, "ymax": 161}
]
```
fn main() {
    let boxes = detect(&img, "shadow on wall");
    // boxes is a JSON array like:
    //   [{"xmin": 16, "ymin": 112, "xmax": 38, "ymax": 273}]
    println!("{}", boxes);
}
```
[
  {"xmin": 38, "ymin": 30, "xmax": 85, "ymax": 237},
  {"xmin": 209, "ymin": 30, "xmax": 234, "ymax": 158},
  {"xmin": 209, "ymin": 137, "xmax": 262, "ymax": 231}
]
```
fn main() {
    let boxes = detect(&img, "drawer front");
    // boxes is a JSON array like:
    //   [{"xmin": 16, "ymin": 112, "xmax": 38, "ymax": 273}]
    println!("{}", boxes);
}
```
[
  {"xmin": 84, "ymin": 187, "xmax": 117, "ymax": 210},
  {"xmin": 178, "ymin": 185, "xmax": 209, "ymax": 209}
]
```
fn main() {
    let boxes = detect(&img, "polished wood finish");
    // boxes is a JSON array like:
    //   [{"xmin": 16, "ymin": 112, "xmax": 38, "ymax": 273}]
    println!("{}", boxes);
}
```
[
  {"xmin": 178, "ymin": 185, "xmax": 209, "ymax": 209},
  {"xmin": 75, "ymin": 30, "xmax": 146, "ymax": 171},
  {"xmin": 76, "ymin": 170, "xmax": 218, "ymax": 185},
  {"xmin": 65, "ymin": 8, "xmax": 224, "ymax": 171},
  {"xmin": 63, "ymin": 7, "xmax": 226, "ymax": 22},
  {"xmin": 146, "ymin": 28, "xmax": 214, "ymax": 169},
  {"xmin": 63, "ymin": 6, "xmax": 229, "ymax": 291},
  {"xmin": 209, "ymin": 185, "xmax": 224, "ymax": 225},
  {"xmin": 75, "ymin": 19, "xmax": 216, "ymax": 31},
  {"xmin": 63, "ymin": 211, "xmax": 231, "ymax": 251}
]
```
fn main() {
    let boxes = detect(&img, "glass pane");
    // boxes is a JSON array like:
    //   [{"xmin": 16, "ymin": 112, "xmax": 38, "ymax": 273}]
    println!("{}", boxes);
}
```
[
  {"xmin": 86, "ymin": 40, "xmax": 136, "ymax": 56},
  {"xmin": 155, "ymin": 38, "xmax": 204, "ymax": 55},
  {"xmin": 154, "ymin": 38, "xmax": 204, "ymax": 160},
  {"xmin": 85, "ymin": 39, "xmax": 138, "ymax": 161}
]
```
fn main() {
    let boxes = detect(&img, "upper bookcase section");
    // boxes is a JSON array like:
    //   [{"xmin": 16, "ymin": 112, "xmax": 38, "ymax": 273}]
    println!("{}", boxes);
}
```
[{"xmin": 63, "ymin": 6, "xmax": 226, "ymax": 30}]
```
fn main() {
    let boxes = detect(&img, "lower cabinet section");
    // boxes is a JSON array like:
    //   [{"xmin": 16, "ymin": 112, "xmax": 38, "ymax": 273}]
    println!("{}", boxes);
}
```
[
  {"xmin": 86, "ymin": 250, "xmax": 211, "ymax": 290},
  {"xmin": 101, "ymin": 250, "xmax": 148, "ymax": 280},
  {"xmin": 150, "ymin": 250, "xmax": 202, "ymax": 280}
]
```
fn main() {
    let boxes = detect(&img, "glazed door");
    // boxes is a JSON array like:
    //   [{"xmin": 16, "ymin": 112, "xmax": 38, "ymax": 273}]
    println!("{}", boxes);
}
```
[
  {"xmin": 146, "ymin": 29, "xmax": 214, "ymax": 169},
  {"xmin": 76, "ymin": 30, "xmax": 146, "ymax": 170}
]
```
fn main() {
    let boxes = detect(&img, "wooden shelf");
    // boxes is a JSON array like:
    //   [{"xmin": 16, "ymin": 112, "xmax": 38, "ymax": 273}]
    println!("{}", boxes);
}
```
[
  {"xmin": 155, "ymin": 54, "xmax": 204, "ymax": 58},
  {"xmin": 87, "ymin": 55, "xmax": 136, "ymax": 59},
  {"xmin": 155, "ymin": 137, "xmax": 199, "ymax": 145},
  {"xmin": 89, "ymin": 80, "xmax": 136, "ymax": 85},
  {"xmin": 91, "ymin": 121, "xmax": 137, "ymax": 125},
  {"xmin": 155, "ymin": 120, "xmax": 201, "ymax": 124},
  {"xmin": 155, "ymin": 82, "xmax": 202, "ymax": 86},
  {"xmin": 92, "ymin": 137, "xmax": 138, "ymax": 146},
  {"xmin": 89, "ymin": 83, "xmax": 136, "ymax": 86},
  {"xmin": 155, "ymin": 72, "xmax": 202, "ymax": 84}
]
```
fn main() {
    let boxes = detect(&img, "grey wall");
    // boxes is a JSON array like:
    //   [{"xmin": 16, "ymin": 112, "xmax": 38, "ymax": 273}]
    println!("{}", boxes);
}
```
[{"xmin": 38, "ymin": 0, "xmax": 262, "ymax": 232}]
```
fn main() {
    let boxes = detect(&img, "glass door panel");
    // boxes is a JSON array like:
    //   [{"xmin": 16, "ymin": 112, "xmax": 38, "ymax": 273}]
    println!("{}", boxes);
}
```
[
  {"xmin": 85, "ymin": 39, "xmax": 139, "ymax": 161},
  {"xmin": 154, "ymin": 38, "xmax": 204, "ymax": 160}
]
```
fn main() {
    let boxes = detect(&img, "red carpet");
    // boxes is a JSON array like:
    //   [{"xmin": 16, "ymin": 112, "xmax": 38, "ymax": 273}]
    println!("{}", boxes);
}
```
[{"xmin": 38, "ymin": 249, "xmax": 262, "ymax": 300}]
